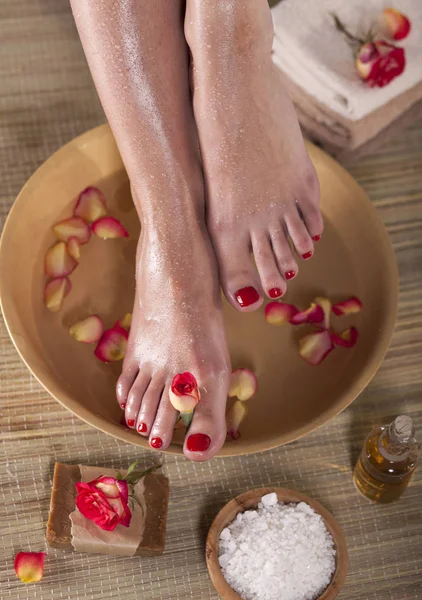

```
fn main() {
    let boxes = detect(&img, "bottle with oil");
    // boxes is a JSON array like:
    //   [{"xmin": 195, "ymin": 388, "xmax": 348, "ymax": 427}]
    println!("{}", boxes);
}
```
[{"xmin": 353, "ymin": 415, "xmax": 420, "ymax": 503}]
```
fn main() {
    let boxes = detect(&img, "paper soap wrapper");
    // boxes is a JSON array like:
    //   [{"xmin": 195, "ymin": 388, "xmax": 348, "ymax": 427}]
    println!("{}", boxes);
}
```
[{"xmin": 46, "ymin": 462, "xmax": 169, "ymax": 556}]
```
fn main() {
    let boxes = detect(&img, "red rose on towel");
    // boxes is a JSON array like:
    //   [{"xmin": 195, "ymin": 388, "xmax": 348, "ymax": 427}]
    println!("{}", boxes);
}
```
[
  {"xmin": 75, "ymin": 476, "xmax": 131, "ymax": 531},
  {"xmin": 356, "ymin": 41, "xmax": 405, "ymax": 88}
]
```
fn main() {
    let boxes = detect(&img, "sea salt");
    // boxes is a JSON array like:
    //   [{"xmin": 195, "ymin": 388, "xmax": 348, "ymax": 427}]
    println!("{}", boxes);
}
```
[{"xmin": 218, "ymin": 493, "xmax": 336, "ymax": 600}]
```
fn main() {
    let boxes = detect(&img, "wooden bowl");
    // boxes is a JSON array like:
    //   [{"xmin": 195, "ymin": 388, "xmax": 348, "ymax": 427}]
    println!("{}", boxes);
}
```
[
  {"xmin": 0, "ymin": 124, "xmax": 398, "ymax": 455},
  {"xmin": 206, "ymin": 487, "xmax": 348, "ymax": 600}
]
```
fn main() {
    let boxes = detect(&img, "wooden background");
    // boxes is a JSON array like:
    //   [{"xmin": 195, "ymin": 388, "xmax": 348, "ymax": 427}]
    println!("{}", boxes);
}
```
[{"xmin": 1, "ymin": 1, "xmax": 421, "ymax": 599}]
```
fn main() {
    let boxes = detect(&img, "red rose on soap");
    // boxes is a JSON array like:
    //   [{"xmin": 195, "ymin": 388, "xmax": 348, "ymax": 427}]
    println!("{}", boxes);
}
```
[
  {"xmin": 75, "ymin": 476, "xmax": 131, "ymax": 531},
  {"xmin": 356, "ymin": 41, "xmax": 405, "ymax": 88}
]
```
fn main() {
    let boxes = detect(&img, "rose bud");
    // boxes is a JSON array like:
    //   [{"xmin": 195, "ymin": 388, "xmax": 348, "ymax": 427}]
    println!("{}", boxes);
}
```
[{"xmin": 383, "ymin": 8, "xmax": 411, "ymax": 41}]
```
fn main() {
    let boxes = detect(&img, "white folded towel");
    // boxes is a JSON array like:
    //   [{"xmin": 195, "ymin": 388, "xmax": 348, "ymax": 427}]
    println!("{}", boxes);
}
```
[{"xmin": 272, "ymin": 0, "xmax": 422, "ymax": 120}]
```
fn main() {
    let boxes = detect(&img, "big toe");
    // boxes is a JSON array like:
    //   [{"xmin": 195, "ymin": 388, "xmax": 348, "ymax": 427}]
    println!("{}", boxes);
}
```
[
  {"xmin": 212, "ymin": 233, "xmax": 263, "ymax": 312},
  {"xmin": 183, "ymin": 376, "xmax": 228, "ymax": 462}
]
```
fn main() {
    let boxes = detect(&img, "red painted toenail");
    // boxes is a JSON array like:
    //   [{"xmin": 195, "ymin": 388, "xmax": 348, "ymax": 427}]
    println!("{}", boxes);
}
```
[
  {"xmin": 235, "ymin": 286, "xmax": 260, "ymax": 307},
  {"xmin": 127, "ymin": 419, "xmax": 135, "ymax": 427},
  {"xmin": 186, "ymin": 433, "xmax": 211, "ymax": 452},
  {"xmin": 302, "ymin": 251, "xmax": 313, "ymax": 260},
  {"xmin": 120, "ymin": 403, "xmax": 126, "ymax": 409},
  {"xmin": 312, "ymin": 235, "xmax": 321, "ymax": 242},
  {"xmin": 137, "ymin": 422, "xmax": 147, "ymax": 433},
  {"xmin": 150, "ymin": 437, "xmax": 163, "ymax": 449},
  {"xmin": 269, "ymin": 287, "xmax": 282, "ymax": 299},
  {"xmin": 285, "ymin": 270, "xmax": 296, "ymax": 280}
]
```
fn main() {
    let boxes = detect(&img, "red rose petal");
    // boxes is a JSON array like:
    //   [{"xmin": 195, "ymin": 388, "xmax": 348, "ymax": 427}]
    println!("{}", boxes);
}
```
[
  {"xmin": 94, "ymin": 326, "xmax": 128, "ymax": 362},
  {"xmin": 44, "ymin": 241, "xmax": 77, "ymax": 278},
  {"xmin": 299, "ymin": 329, "xmax": 334, "ymax": 365},
  {"xmin": 314, "ymin": 296, "xmax": 332, "ymax": 329},
  {"xmin": 74, "ymin": 187, "xmax": 107, "ymax": 223},
  {"xmin": 265, "ymin": 302, "xmax": 298, "ymax": 325},
  {"xmin": 69, "ymin": 315, "xmax": 104, "ymax": 344},
  {"xmin": 115, "ymin": 313, "xmax": 132, "ymax": 331},
  {"xmin": 228, "ymin": 368, "xmax": 257, "ymax": 401},
  {"xmin": 226, "ymin": 400, "xmax": 248, "ymax": 440},
  {"xmin": 332, "ymin": 296, "xmax": 363, "ymax": 316},
  {"xmin": 44, "ymin": 277, "xmax": 71, "ymax": 312},
  {"xmin": 53, "ymin": 217, "xmax": 90, "ymax": 245},
  {"xmin": 383, "ymin": 8, "xmax": 411, "ymax": 41},
  {"xmin": 67, "ymin": 237, "xmax": 80, "ymax": 261},
  {"xmin": 92, "ymin": 216, "xmax": 129, "ymax": 240},
  {"xmin": 332, "ymin": 326, "xmax": 359, "ymax": 348},
  {"xmin": 14, "ymin": 552, "xmax": 45, "ymax": 583},
  {"xmin": 289, "ymin": 303, "xmax": 324, "ymax": 325}
]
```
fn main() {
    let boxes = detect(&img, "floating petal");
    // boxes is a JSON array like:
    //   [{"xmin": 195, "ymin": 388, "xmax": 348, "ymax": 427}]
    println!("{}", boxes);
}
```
[
  {"xmin": 69, "ymin": 315, "xmax": 104, "ymax": 344},
  {"xmin": 265, "ymin": 302, "xmax": 298, "ymax": 326},
  {"xmin": 299, "ymin": 329, "xmax": 334, "ymax": 365},
  {"xmin": 228, "ymin": 368, "xmax": 257, "ymax": 402}
]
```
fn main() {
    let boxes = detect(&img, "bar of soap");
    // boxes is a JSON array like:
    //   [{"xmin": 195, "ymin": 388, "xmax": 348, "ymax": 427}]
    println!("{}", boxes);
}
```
[{"xmin": 46, "ymin": 462, "xmax": 169, "ymax": 556}]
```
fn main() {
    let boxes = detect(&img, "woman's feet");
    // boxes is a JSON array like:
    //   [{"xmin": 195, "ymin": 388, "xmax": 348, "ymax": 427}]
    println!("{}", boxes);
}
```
[
  {"xmin": 117, "ymin": 196, "xmax": 231, "ymax": 461},
  {"xmin": 186, "ymin": 0, "xmax": 323, "ymax": 312}
]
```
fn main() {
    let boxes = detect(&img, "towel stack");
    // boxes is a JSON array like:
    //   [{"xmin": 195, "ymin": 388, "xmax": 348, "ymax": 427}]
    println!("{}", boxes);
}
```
[{"xmin": 271, "ymin": 0, "xmax": 422, "ymax": 160}]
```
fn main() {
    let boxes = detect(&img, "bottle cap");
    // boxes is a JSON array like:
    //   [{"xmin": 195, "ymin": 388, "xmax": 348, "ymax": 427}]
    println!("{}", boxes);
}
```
[{"xmin": 393, "ymin": 415, "xmax": 414, "ymax": 442}]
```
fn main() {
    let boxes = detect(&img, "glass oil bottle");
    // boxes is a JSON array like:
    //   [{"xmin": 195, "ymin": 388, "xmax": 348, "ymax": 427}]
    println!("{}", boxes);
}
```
[{"xmin": 353, "ymin": 415, "xmax": 420, "ymax": 503}]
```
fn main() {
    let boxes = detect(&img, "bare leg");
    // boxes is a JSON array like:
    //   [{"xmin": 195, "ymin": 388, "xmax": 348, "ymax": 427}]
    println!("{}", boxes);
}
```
[
  {"xmin": 70, "ymin": 0, "xmax": 231, "ymax": 460},
  {"xmin": 185, "ymin": 0, "xmax": 323, "ymax": 311}
]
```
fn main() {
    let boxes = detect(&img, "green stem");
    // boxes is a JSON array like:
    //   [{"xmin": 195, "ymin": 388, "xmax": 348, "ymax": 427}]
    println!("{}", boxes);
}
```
[{"xmin": 332, "ymin": 13, "xmax": 365, "ymax": 45}]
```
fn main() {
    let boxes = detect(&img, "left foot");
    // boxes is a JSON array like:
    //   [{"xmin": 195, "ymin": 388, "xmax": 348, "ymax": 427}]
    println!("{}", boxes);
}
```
[{"xmin": 185, "ymin": 1, "xmax": 323, "ymax": 311}]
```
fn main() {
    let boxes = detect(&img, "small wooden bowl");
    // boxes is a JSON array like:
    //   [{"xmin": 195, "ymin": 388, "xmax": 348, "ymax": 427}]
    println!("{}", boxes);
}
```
[{"xmin": 206, "ymin": 487, "xmax": 348, "ymax": 600}]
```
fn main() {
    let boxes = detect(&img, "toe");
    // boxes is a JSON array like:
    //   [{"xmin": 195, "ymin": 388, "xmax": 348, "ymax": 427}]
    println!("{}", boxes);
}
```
[
  {"xmin": 148, "ymin": 384, "xmax": 178, "ymax": 450},
  {"xmin": 124, "ymin": 371, "xmax": 150, "ymax": 429},
  {"xmin": 298, "ymin": 196, "xmax": 324, "ymax": 241},
  {"xmin": 212, "ymin": 233, "xmax": 263, "ymax": 312},
  {"xmin": 251, "ymin": 230, "xmax": 286, "ymax": 299},
  {"xmin": 116, "ymin": 362, "xmax": 138, "ymax": 409},
  {"xmin": 131, "ymin": 377, "xmax": 164, "ymax": 436},
  {"xmin": 183, "ymin": 375, "xmax": 228, "ymax": 462},
  {"xmin": 269, "ymin": 225, "xmax": 299, "ymax": 282},
  {"xmin": 284, "ymin": 208, "xmax": 314, "ymax": 260}
]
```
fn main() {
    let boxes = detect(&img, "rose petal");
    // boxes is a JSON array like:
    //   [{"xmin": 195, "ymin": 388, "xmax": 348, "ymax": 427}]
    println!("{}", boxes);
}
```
[
  {"xmin": 171, "ymin": 372, "xmax": 200, "ymax": 401},
  {"xmin": 299, "ymin": 329, "xmax": 334, "ymax": 365},
  {"xmin": 314, "ymin": 296, "xmax": 332, "ymax": 329},
  {"xmin": 383, "ymin": 8, "xmax": 411, "ymax": 40},
  {"xmin": 14, "ymin": 552, "xmax": 45, "ymax": 583},
  {"xmin": 332, "ymin": 296, "xmax": 363, "ymax": 316},
  {"xmin": 67, "ymin": 237, "xmax": 80, "ymax": 261},
  {"xmin": 44, "ymin": 241, "xmax": 77, "ymax": 278},
  {"xmin": 74, "ymin": 187, "xmax": 107, "ymax": 223},
  {"xmin": 115, "ymin": 313, "xmax": 132, "ymax": 331},
  {"xmin": 226, "ymin": 400, "xmax": 248, "ymax": 440},
  {"xmin": 228, "ymin": 368, "xmax": 257, "ymax": 401},
  {"xmin": 118, "ymin": 500, "xmax": 132, "ymax": 528},
  {"xmin": 69, "ymin": 315, "xmax": 104, "ymax": 344},
  {"xmin": 289, "ymin": 303, "xmax": 324, "ymax": 325},
  {"xmin": 94, "ymin": 327, "xmax": 128, "ymax": 362},
  {"xmin": 265, "ymin": 302, "xmax": 298, "ymax": 326},
  {"xmin": 169, "ymin": 389, "xmax": 199, "ymax": 413},
  {"xmin": 94, "ymin": 477, "xmax": 121, "ymax": 499},
  {"xmin": 115, "ymin": 479, "xmax": 129, "ymax": 503},
  {"xmin": 53, "ymin": 217, "xmax": 90, "ymax": 244},
  {"xmin": 44, "ymin": 277, "xmax": 71, "ymax": 312},
  {"xmin": 332, "ymin": 326, "xmax": 359, "ymax": 348},
  {"xmin": 92, "ymin": 216, "xmax": 129, "ymax": 240}
]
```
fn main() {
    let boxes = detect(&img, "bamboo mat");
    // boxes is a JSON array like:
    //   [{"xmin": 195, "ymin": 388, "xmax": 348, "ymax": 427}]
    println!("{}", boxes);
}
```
[{"xmin": 1, "ymin": 2, "xmax": 422, "ymax": 599}]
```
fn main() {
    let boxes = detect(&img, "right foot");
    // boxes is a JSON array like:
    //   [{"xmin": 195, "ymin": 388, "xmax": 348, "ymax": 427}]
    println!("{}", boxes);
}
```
[{"xmin": 117, "ymin": 191, "xmax": 231, "ymax": 461}]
